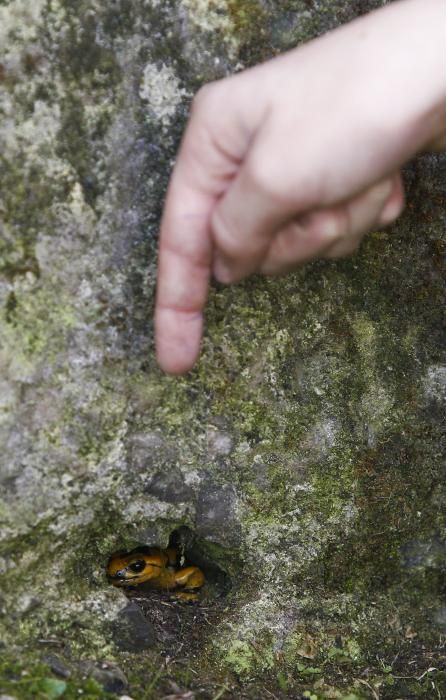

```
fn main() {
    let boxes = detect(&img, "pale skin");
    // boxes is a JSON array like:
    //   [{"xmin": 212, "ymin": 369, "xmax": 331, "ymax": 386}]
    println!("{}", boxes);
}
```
[{"xmin": 155, "ymin": 0, "xmax": 446, "ymax": 375}]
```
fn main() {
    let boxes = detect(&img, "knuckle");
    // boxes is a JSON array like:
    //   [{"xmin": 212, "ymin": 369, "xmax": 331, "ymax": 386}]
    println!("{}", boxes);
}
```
[
  {"xmin": 245, "ymin": 154, "xmax": 295, "ymax": 209},
  {"xmin": 246, "ymin": 149, "xmax": 322, "ymax": 212},
  {"xmin": 306, "ymin": 207, "xmax": 347, "ymax": 244},
  {"xmin": 323, "ymin": 208, "xmax": 349, "ymax": 241},
  {"xmin": 191, "ymin": 81, "xmax": 221, "ymax": 115}
]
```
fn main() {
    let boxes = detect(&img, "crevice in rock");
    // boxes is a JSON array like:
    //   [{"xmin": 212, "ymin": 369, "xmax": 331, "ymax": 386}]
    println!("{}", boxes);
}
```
[{"xmin": 108, "ymin": 526, "xmax": 233, "ymax": 654}]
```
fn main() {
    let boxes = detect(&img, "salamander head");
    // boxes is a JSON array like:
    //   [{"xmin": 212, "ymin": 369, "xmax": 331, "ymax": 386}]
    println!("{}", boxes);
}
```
[{"xmin": 106, "ymin": 551, "xmax": 163, "ymax": 587}]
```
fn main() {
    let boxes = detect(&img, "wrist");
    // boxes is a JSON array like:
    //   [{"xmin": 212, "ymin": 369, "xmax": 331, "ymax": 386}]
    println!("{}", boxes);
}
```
[{"xmin": 375, "ymin": 0, "xmax": 446, "ymax": 153}]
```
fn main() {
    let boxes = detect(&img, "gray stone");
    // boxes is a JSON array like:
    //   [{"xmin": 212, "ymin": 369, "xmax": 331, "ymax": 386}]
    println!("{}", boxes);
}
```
[
  {"xmin": 112, "ymin": 602, "xmax": 157, "ymax": 652},
  {"xmin": 42, "ymin": 654, "xmax": 72, "ymax": 679},
  {"xmin": 207, "ymin": 429, "xmax": 234, "ymax": 457},
  {"xmin": 80, "ymin": 661, "xmax": 128, "ymax": 694},
  {"xmin": 129, "ymin": 432, "xmax": 176, "ymax": 472},
  {"xmin": 196, "ymin": 479, "xmax": 240, "ymax": 547},
  {"xmin": 144, "ymin": 469, "xmax": 194, "ymax": 505},
  {"xmin": 401, "ymin": 537, "xmax": 446, "ymax": 570},
  {"xmin": 433, "ymin": 607, "xmax": 446, "ymax": 629},
  {"xmin": 424, "ymin": 365, "xmax": 446, "ymax": 404}
]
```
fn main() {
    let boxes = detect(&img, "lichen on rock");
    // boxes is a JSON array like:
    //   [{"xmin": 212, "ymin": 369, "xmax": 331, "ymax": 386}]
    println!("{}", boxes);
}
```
[{"xmin": 139, "ymin": 62, "xmax": 188, "ymax": 127}]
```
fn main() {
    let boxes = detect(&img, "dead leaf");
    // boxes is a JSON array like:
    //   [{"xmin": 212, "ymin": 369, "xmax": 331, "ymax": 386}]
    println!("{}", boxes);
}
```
[
  {"xmin": 405, "ymin": 625, "xmax": 417, "ymax": 639},
  {"xmin": 296, "ymin": 635, "xmax": 318, "ymax": 659}
]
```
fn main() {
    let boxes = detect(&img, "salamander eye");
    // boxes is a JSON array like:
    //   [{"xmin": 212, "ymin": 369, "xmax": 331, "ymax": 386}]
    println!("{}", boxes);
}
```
[{"xmin": 128, "ymin": 560, "xmax": 146, "ymax": 573}]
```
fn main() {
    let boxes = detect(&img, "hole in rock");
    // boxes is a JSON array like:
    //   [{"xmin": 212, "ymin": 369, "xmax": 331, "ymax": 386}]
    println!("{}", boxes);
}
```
[{"xmin": 107, "ymin": 526, "xmax": 232, "ymax": 653}]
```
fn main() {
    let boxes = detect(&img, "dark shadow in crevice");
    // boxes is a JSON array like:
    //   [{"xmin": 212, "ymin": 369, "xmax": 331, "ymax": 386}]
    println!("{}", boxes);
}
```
[{"xmin": 168, "ymin": 526, "xmax": 232, "ymax": 598}]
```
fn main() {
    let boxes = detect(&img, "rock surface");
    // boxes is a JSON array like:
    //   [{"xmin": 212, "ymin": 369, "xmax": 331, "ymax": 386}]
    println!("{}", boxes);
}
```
[{"xmin": 1, "ymin": 0, "xmax": 446, "ymax": 698}]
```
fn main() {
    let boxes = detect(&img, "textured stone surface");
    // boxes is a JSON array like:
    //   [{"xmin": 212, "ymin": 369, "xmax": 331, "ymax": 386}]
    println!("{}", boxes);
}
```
[
  {"xmin": 79, "ymin": 661, "xmax": 128, "ymax": 694},
  {"xmin": 112, "ymin": 602, "xmax": 157, "ymax": 652},
  {"xmin": 1, "ymin": 0, "xmax": 446, "ymax": 697}
]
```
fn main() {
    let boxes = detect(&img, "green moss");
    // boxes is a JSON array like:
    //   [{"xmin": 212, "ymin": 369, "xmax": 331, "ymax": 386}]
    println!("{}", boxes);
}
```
[
  {"xmin": 227, "ymin": 0, "xmax": 270, "ymax": 58},
  {"xmin": 0, "ymin": 157, "xmax": 57, "ymax": 281},
  {"xmin": 0, "ymin": 654, "xmax": 116, "ymax": 700},
  {"xmin": 225, "ymin": 638, "xmax": 275, "ymax": 678},
  {"xmin": 56, "ymin": 95, "xmax": 113, "ymax": 208},
  {"xmin": 2, "ymin": 283, "xmax": 76, "ymax": 365}
]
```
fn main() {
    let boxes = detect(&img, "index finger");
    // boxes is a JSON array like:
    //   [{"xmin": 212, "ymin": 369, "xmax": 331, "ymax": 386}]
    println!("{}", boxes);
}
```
[
  {"xmin": 155, "ymin": 173, "xmax": 214, "ymax": 375},
  {"xmin": 155, "ymin": 88, "xmax": 243, "ymax": 375}
]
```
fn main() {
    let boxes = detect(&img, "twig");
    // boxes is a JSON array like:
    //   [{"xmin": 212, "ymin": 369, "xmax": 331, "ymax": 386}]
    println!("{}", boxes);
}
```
[
  {"xmin": 356, "ymin": 678, "xmax": 379, "ymax": 700},
  {"xmin": 417, "ymin": 667, "xmax": 438, "ymax": 681},
  {"xmin": 211, "ymin": 684, "xmax": 230, "ymax": 700}
]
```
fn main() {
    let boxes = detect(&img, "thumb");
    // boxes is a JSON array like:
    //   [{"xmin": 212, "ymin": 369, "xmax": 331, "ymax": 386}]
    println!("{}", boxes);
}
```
[{"xmin": 211, "ymin": 134, "xmax": 304, "ymax": 284}]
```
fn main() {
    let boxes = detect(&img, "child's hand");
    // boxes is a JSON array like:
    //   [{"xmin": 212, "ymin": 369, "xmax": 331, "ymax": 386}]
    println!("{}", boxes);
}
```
[{"xmin": 155, "ymin": 0, "xmax": 446, "ymax": 374}]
